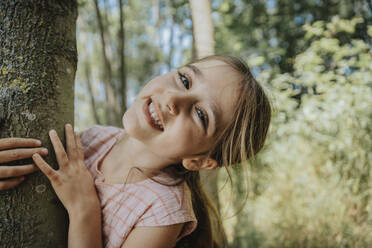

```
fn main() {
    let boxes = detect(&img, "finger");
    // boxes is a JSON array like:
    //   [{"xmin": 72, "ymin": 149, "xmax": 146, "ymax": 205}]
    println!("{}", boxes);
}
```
[
  {"xmin": 0, "ymin": 138, "xmax": 41, "ymax": 151},
  {"xmin": 0, "ymin": 164, "xmax": 39, "ymax": 178},
  {"xmin": 32, "ymin": 153, "xmax": 59, "ymax": 182},
  {"xmin": 0, "ymin": 177, "xmax": 25, "ymax": 190},
  {"xmin": 75, "ymin": 132, "xmax": 84, "ymax": 161},
  {"xmin": 0, "ymin": 147, "xmax": 49, "ymax": 163},
  {"xmin": 49, "ymin": 130, "xmax": 69, "ymax": 168},
  {"xmin": 65, "ymin": 124, "xmax": 78, "ymax": 163}
]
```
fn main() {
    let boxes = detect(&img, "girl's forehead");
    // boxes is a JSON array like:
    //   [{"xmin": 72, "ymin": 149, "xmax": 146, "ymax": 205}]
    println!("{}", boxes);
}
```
[
  {"xmin": 192, "ymin": 60, "xmax": 231, "ymax": 69},
  {"xmin": 191, "ymin": 60, "xmax": 242, "ymax": 82},
  {"xmin": 191, "ymin": 60, "xmax": 242, "ymax": 87}
]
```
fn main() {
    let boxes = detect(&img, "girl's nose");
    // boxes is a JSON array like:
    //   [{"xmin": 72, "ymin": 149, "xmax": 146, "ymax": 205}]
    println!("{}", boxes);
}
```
[{"xmin": 164, "ymin": 91, "xmax": 192, "ymax": 116}]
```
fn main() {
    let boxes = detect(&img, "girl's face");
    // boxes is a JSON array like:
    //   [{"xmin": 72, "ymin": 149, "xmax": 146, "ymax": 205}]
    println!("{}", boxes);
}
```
[{"xmin": 122, "ymin": 60, "xmax": 241, "ymax": 163}]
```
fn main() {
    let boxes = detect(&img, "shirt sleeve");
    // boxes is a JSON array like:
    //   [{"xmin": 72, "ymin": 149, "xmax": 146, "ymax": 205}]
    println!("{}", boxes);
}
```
[
  {"xmin": 136, "ymin": 183, "xmax": 197, "ymax": 241},
  {"xmin": 79, "ymin": 125, "xmax": 101, "ymax": 152},
  {"xmin": 80, "ymin": 125, "xmax": 123, "ymax": 158}
]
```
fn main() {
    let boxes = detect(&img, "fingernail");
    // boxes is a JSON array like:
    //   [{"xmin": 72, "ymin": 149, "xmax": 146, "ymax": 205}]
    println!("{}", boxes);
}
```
[
  {"xmin": 36, "ymin": 140, "xmax": 42, "ymax": 145},
  {"xmin": 49, "ymin": 130, "xmax": 56, "ymax": 135},
  {"xmin": 42, "ymin": 148, "xmax": 48, "ymax": 154}
]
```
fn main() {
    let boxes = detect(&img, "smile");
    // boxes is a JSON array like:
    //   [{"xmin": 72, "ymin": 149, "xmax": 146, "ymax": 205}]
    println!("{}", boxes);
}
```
[{"xmin": 143, "ymin": 98, "xmax": 164, "ymax": 131}]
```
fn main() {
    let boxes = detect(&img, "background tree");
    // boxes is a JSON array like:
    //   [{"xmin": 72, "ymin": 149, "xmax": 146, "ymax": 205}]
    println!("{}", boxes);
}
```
[
  {"xmin": 189, "ymin": 0, "xmax": 215, "ymax": 59},
  {"xmin": 93, "ymin": 0, "xmax": 121, "ymax": 126},
  {"xmin": 117, "ymin": 0, "xmax": 127, "ymax": 116},
  {"xmin": 0, "ymin": 0, "xmax": 77, "ymax": 246}
]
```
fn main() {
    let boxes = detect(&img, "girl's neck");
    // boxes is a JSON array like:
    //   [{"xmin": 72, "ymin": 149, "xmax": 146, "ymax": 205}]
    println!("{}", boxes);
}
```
[{"xmin": 107, "ymin": 132, "xmax": 177, "ymax": 178}]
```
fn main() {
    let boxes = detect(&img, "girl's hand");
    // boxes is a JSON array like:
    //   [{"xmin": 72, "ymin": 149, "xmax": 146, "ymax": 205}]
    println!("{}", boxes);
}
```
[
  {"xmin": 0, "ymin": 138, "xmax": 48, "ymax": 190},
  {"xmin": 32, "ymin": 124, "xmax": 100, "ymax": 215}
]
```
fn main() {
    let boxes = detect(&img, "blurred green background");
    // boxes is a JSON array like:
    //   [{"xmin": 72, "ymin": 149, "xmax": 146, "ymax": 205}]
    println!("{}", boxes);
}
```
[{"xmin": 74, "ymin": 0, "xmax": 371, "ymax": 247}]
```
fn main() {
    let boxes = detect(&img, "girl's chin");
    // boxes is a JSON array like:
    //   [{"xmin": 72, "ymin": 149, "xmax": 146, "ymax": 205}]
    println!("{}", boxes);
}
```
[
  {"xmin": 122, "ymin": 110, "xmax": 151, "ymax": 140},
  {"xmin": 122, "ymin": 110, "xmax": 137, "ymax": 133}
]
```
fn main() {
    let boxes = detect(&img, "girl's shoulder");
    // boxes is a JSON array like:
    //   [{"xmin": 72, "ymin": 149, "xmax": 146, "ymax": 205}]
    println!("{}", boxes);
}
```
[
  {"xmin": 80, "ymin": 125, "xmax": 124, "ymax": 162},
  {"xmin": 80, "ymin": 125, "xmax": 123, "ymax": 148},
  {"xmin": 137, "ymin": 176, "xmax": 188, "ymax": 206},
  {"xmin": 135, "ymin": 179, "xmax": 197, "ymax": 240}
]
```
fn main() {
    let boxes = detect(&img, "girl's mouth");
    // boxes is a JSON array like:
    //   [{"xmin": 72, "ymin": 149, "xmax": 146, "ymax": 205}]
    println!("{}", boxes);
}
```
[{"xmin": 143, "ymin": 98, "xmax": 164, "ymax": 131}]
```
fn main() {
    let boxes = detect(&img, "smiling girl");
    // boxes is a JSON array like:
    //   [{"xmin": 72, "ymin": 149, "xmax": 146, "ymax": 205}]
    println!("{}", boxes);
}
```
[{"xmin": 0, "ymin": 55, "xmax": 271, "ymax": 247}]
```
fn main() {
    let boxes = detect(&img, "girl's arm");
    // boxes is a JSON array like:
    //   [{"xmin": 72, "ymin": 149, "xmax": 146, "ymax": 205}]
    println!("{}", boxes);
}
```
[
  {"xmin": 32, "ymin": 124, "xmax": 102, "ymax": 248},
  {"xmin": 121, "ymin": 224, "xmax": 184, "ymax": 248},
  {"xmin": 68, "ymin": 201, "xmax": 102, "ymax": 248},
  {"xmin": 0, "ymin": 138, "xmax": 48, "ymax": 190}
]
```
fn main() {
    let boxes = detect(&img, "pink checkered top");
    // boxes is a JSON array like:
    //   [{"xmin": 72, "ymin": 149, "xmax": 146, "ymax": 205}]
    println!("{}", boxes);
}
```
[{"xmin": 80, "ymin": 125, "xmax": 197, "ymax": 248}]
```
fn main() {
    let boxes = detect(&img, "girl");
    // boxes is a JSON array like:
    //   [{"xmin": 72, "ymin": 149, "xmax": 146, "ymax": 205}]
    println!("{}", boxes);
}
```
[{"xmin": 0, "ymin": 55, "xmax": 271, "ymax": 247}]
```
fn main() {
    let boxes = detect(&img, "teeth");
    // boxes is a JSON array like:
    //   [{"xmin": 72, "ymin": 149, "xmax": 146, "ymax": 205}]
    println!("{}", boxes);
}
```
[{"xmin": 149, "ymin": 102, "xmax": 163, "ymax": 129}]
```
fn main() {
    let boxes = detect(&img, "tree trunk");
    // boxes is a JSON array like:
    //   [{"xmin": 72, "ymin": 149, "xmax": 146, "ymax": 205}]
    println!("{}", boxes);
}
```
[
  {"xmin": 84, "ymin": 60, "xmax": 101, "ymax": 125},
  {"xmin": 117, "ymin": 0, "xmax": 127, "ymax": 114},
  {"xmin": 189, "ymin": 0, "xmax": 215, "ymax": 59},
  {"xmin": 93, "ymin": 0, "xmax": 120, "ymax": 126},
  {"xmin": 166, "ymin": 0, "xmax": 176, "ymax": 71},
  {"xmin": 0, "ymin": 0, "xmax": 77, "ymax": 246}
]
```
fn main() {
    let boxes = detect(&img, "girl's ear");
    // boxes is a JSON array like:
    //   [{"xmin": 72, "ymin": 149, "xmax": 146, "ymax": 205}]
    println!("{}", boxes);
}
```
[{"xmin": 182, "ymin": 155, "xmax": 218, "ymax": 171}]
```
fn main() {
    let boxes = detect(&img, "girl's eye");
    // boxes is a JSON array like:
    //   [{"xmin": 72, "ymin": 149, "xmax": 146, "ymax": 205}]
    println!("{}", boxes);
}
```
[
  {"xmin": 196, "ymin": 107, "xmax": 207, "ymax": 129},
  {"xmin": 177, "ymin": 72, "xmax": 190, "ymax": 89}
]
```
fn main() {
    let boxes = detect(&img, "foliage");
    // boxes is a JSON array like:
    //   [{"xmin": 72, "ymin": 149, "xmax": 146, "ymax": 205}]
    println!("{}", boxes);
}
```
[
  {"xmin": 220, "ymin": 16, "xmax": 372, "ymax": 248},
  {"xmin": 213, "ymin": 0, "xmax": 370, "ymax": 73}
]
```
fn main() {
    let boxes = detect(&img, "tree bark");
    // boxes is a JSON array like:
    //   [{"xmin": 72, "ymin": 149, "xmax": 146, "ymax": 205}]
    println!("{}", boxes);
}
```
[
  {"xmin": 0, "ymin": 0, "xmax": 77, "ymax": 246},
  {"xmin": 189, "ymin": 0, "xmax": 215, "ymax": 59}
]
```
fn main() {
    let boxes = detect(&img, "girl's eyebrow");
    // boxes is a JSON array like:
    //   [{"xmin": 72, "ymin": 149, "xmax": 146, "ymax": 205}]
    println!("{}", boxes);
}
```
[{"xmin": 185, "ymin": 64, "xmax": 204, "ymax": 78}]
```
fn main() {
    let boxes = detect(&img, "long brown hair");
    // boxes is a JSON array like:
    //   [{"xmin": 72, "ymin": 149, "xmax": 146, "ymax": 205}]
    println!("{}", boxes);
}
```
[{"xmin": 175, "ymin": 55, "xmax": 272, "ymax": 248}]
